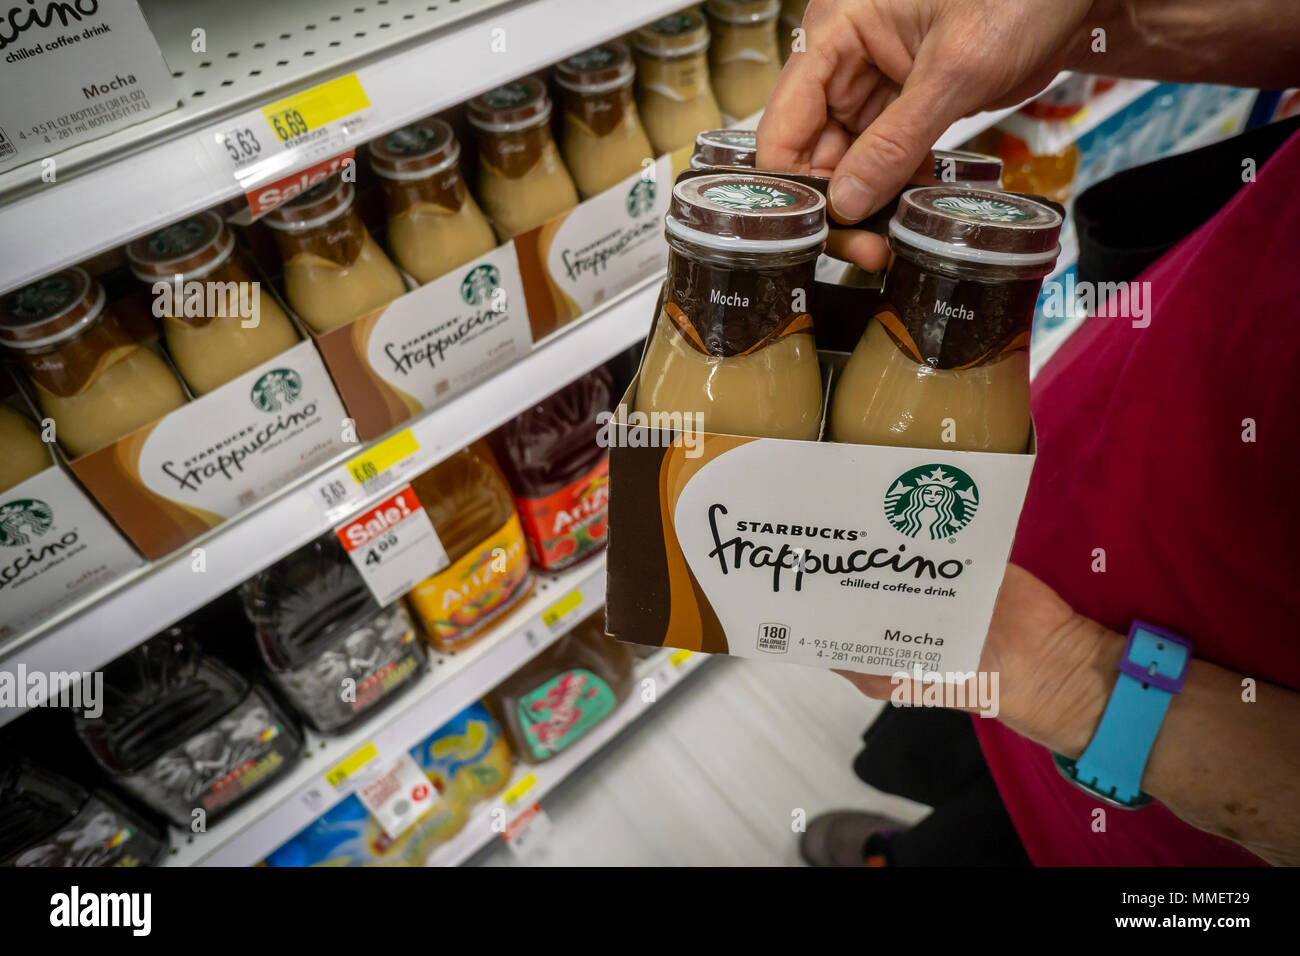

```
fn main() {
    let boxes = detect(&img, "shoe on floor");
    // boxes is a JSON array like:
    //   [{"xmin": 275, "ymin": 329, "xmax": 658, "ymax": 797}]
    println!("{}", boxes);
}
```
[{"xmin": 799, "ymin": 811, "xmax": 902, "ymax": 867}]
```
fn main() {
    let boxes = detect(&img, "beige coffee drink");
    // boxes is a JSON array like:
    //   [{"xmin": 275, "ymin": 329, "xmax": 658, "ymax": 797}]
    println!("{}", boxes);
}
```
[
  {"xmin": 706, "ymin": 0, "xmax": 781, "ymax": 121},
  {"xmin": 830, "ymin": 188, "xmax": 1062, "ymax": 452},
  {"xmin": 126, "ymin": 211, "xmax": 299, "ymax": 395},
  {"xmin": 468, "ymin": 78, "xmax": 580, "ymax": 241},
  {"xmin": 635, "ymin": 174, "xmax": 827, "ymax": 441},
  {"xmin": 0, "ymin": 405, "xmax": 51, "ymax": 492},
  {"xmin": 778, "ymin": 0, "xmax": 809, "ymax": 63},
  {"xmin": 0, "ymin": 268, "xmax": 188, "ymax": 457},
  {"xmin": 266, "ymin": 177, "xmax": 407, "ymax": 333},
  {"xmin": 691, "ymin": 128, "xmax": 757, "ymax": 168},
  {"xmin": 633, "ymin": 10, "xmax": 724, "ymax": 156},
  {"xmin": 555, "ymin": 42, "xmax": 655, "ymax": 199},
  {"xmin": 370, "ymin": 119, "xmax": 497, "ymax": 284}
]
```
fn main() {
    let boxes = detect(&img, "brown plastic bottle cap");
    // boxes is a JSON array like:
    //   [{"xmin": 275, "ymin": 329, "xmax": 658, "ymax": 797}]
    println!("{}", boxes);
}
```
[
  {"xmin": 668, "ymin": 173, "xmax": 827, "ymax": 252},
  {"xmin": 926, "ymin": 149, "xmax": 1004, "ymax": 188},
  {"xmin": 891, "ymin": 187, "xmax": 1062, "ymax": 266},
  {"xmin": 126, "ymin": 211, "xmax": 237, "ymax": 282},
  {"xmin": 634, "ymin": 9, "xmax": 711, "ymax": 58},
  {"xmin": 691, "ymin": 129, "xmax": 757, "ymax": 169},
  {"xmin": 0, "ymin": 267, "xmax": 107, "ymax": 352},
  {"xmin": 706, "ymin": 0, "xmax": 780, "ymax": 24},
  {"xmin": 369, "ymin": 118, "xmax": 462, "ymax": 181},
  {"xmin": 467, "ymin": 77, "xmax": 553, "ymax": 134},
  {"xmin": 264, "ymin": 176, "xmax": 356, "ymax": 232},
  {"xmin": 555, "ymin": 41, "xmax": 636, "ymax": 94}
]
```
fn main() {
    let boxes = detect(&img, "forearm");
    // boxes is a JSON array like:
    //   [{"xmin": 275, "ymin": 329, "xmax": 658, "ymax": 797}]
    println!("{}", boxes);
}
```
[
  {"xmin": 1067, "ymin": 0, "xmax": 1300, "ymax": 88},
  {"xmin": 1025, "ymin": 621, "xmax": 1300, "ymax": 866}
]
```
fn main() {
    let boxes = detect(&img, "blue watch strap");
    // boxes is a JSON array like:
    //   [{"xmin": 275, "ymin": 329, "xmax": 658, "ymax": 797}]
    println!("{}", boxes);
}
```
[{"xmin": 1055, "ymin": 621, "xmax": 1193, "ymax": 809}]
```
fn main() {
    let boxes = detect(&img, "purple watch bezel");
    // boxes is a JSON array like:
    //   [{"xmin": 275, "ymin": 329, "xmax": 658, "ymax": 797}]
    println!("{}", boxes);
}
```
[{"xmin": 1118, "ymin": 619, "xmax": 1193, "ymax": 694}]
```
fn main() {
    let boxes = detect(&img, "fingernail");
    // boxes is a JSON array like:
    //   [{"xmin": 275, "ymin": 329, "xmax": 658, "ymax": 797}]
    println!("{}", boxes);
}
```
[{"xmin": 829, "ymin": 174, "xmax": 875, "ymax": 222}]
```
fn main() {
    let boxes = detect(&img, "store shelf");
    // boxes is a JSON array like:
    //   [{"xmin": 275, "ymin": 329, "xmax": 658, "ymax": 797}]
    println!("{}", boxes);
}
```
[
  {"xmin": 1170, "ymin": 92, "xmax": 1254, "ymax": 154},
  {"xmin": 0, "ymin": 0, "xmax": 691, "ymax": 295},
  {"xmin": 934, "ymin": 73, "xmax": 1072, "ymax": 151},
  {"xmin": 0, "ymin": 276, "xmax": 659, "ymax": 727},
  {"xmin": 428, "ymin": 645, "xmax": 709, "ymax": 867},
  {"xmin": 166, "ymin": 553, "xmax": 611, "ymax": 867},
  {"xmin": 995, "ymin": 80, "xmax": 1159, "ymax": 155}
]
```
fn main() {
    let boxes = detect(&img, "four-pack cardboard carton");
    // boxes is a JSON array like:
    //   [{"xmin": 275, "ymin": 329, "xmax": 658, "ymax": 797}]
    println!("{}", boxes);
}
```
[
  {"xmin": 605, "ymin": 359, "xmax": 1036, "ymax": 680},
  {"xmin": 0, "ymin": 1, "xmax": 178, "ymax": 175},
  {"xmin": 0, "ymin": 405, "xmax": 142, "ymax": 645}
]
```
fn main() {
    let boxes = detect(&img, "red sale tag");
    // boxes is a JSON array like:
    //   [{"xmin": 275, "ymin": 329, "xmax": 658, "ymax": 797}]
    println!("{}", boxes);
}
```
[
  {"xmin": 335, "ymin": 485, "xmax": 449, "ymax": 605},
  {"xmin": 244, "ymin": 150, "xmax": 356, "ymax": 219}
]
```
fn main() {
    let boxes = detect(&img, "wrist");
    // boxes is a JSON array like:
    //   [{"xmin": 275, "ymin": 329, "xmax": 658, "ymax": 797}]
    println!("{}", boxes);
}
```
[{"xmin": 1005, "ymin": 615, "xmax": 1125, "ymax": 756}]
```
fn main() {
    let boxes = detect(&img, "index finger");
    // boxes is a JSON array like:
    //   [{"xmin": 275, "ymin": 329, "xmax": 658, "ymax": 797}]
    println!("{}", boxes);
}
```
[{"xmin": 755, "ymin": 49, "xmax": 835, "ymax": 173}]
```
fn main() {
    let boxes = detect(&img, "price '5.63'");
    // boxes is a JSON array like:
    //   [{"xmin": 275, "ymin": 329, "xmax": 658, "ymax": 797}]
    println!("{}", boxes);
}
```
[
  {"xmin": 222, "ymin": 127, "xmax": 262, "ymax": 164},
  {"xmin": 269, "ymin": 108, "xmax": 309, "ymax": 142}
]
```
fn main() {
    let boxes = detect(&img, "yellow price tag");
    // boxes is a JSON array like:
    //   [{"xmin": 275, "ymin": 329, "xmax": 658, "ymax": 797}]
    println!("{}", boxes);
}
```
[
  {"xmin": 670, "ymin": 649, "xmax": 694, "ymax": 668},
  {"xmin": 261, "ymin": 73, "xmax": 370, "ymax": 143},
  {"xmin": 541, "ymin": 590, "xmax": 583, "ymax": 628},
  {"xmin": 503, "ymin": 773, "xmax": 537, "ymax": 806},
  {"xmin": 347, "ymin": 429, "xmax": 418, "ymax": 485},
  {"xmin": 324, "ymin": 741, "xmax": 378, "ymax": 787}
]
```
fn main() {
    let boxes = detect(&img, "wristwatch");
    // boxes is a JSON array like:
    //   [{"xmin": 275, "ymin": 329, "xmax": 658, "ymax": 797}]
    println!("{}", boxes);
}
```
[{"xmin": 1053, "ymin": 620, "xmax": 1193, "ymax": 809}]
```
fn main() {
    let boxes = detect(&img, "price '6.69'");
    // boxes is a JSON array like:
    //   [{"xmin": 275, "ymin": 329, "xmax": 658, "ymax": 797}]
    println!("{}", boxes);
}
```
[{"xmin": 270, "ymin": 108, "xmax": 309, "ymax": 142}]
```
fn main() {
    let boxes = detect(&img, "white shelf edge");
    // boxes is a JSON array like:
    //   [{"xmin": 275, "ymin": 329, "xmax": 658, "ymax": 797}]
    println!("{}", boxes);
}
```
[
  {"xmin": 0, "ymin": 276, "xmax": 660, "ymax": 727},
  {"xmin": 426, "ymin": 646, "xmax": 710, "ymax": 867},
  {"xmin": 167, "ymin": 554, "xmax": 611, "ymax": 867}
]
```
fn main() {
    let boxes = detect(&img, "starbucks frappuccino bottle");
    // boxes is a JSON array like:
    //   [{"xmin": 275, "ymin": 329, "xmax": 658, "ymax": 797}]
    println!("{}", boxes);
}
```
[
  {"xmin": 554, "ymin": 41, "xmax": 655, "ymax": 199},
  {"xmin": 634, "ymin": 173, "xmax": 826, "ymax": 440},
  {"xmin": 0, "ymin": 268, "xmax": 188, "ymax": 457},
  {"xmin": 0, "ymin": 405, "xmax": 50, "ymax": 492},
  {"xmin": 467, "ymin": 78, "xmax": 580, "ymax": 241},
  {"xmin": 691, "ymin": 128, "xmax": 757, "ymax": 168},
  {"xmin": 830, "ymin": 187, "xmax": 1062, "ymax": 452},
  {"xmin": 706, "ymin": 0, "xmax": 782, "ymax": 122},
  {"xmin": 369, "ymin": 120, "xmax": 497, "ymax": 284},
  {"xmin": 633, "ymin": 10, "xmax": 724, "ymax": 156},
  {"xmin": 778, "ymin": 0, "xmax": 808, "ymax": 63},
  {"xmin": 265, "ymin": 176, "xmax": 407, "ymax": 334},
  {"xmin": 126, "ymin": 212, "xmax": 300, "ymax": 395}
]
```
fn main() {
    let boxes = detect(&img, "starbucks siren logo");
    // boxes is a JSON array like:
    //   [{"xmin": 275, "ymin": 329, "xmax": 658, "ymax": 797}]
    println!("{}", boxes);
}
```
[
  {"xmin": 569, "ymin": 46, "xmax": 616, "ymax": 70},
  {"xmin": 460, "ymin": 264, "xmax": 502, "ymax": 307},
  {"xmin": 718, "ymin": 132, "xmax": 756, "ymax": 147},
  {"xmin": 626, "ymin": 178, "xmax": 657, "ymax": 217},
  {"xmin": 932, "ymin": 196, "xmax": 1031, "ymax": 223},
  {"xmin": 250, "ymin": 368, "xmax": 303, "ymax": 413},
  {"xmin": 703, "ymin": 182, "xmax": 796, "ymax": 210},
  {"xmin": 147, "ymin": 219, "xmax": 208, "ymax": 257},
  {"xmin": 385, "ymin": 125, "xmax": 437, "ymax": 156},
  {"xmin": 9, "ymin": 276, "xmax": 74, "ymax": 320},
  {"xmin": 483, "ymin": 83, "xmax": 531, "ymax": 109},
  {"xmin": 0, "ymin": 498, "xmax": 54, "ymax": 548},
  {"xmin": 884, "ymin": 465, "xmax": 979, "ymax": 540}
]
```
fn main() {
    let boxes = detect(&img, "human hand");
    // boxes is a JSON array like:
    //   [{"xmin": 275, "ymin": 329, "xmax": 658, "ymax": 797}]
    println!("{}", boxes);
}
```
[
  {"xmin": 757, "ymin": 0, "xmax": 1093, "ymax": 239},
  {"xmin": 838, "ymin": 564, "xmax": 1123, "ymax": 756}
]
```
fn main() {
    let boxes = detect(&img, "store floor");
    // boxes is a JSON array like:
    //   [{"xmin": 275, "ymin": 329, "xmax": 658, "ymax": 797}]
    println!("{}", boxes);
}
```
[{"xmin": 472, "ymin": 656, "xmax": 930, "ymax": 866}]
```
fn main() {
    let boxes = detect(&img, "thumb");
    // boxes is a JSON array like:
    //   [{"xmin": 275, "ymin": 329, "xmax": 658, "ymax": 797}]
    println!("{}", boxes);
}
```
[{"xmin": 827, "ymin": 73, "xmax": 968, "ymax": 223}]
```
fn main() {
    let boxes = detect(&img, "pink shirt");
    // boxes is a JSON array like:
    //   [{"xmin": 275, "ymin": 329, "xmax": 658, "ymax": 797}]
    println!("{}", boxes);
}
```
[{"xmin": 973, "ymin": 128, "xmax": 1300, "ymax": 866}]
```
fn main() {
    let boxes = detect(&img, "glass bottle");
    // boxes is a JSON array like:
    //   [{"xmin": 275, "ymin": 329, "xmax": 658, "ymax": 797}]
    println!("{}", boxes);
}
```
[
  {"xmin": 634, "ymin": 172, "xmax": 827, "ymax": 440},
  {"xmin": 705, "ymin": 0, "xmax": 782, "ymax": 121},
  {"xmin": 265, "ymin": 176, "xmax": 406, "ymax": 333},
  {"xmin": 126, "ymin": 211, "xmax": 300, "ymax": 394},
  {"xmin": 830, "ymin": 187, "xmax": 1062, "ymax": 452},
  {"xmin": 633, "ymin": 9, "xmax": 724, "ymax": 156},
  {"xmin": 369, "ymin": 119, "xmax": 497, "ymax": 284}
]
